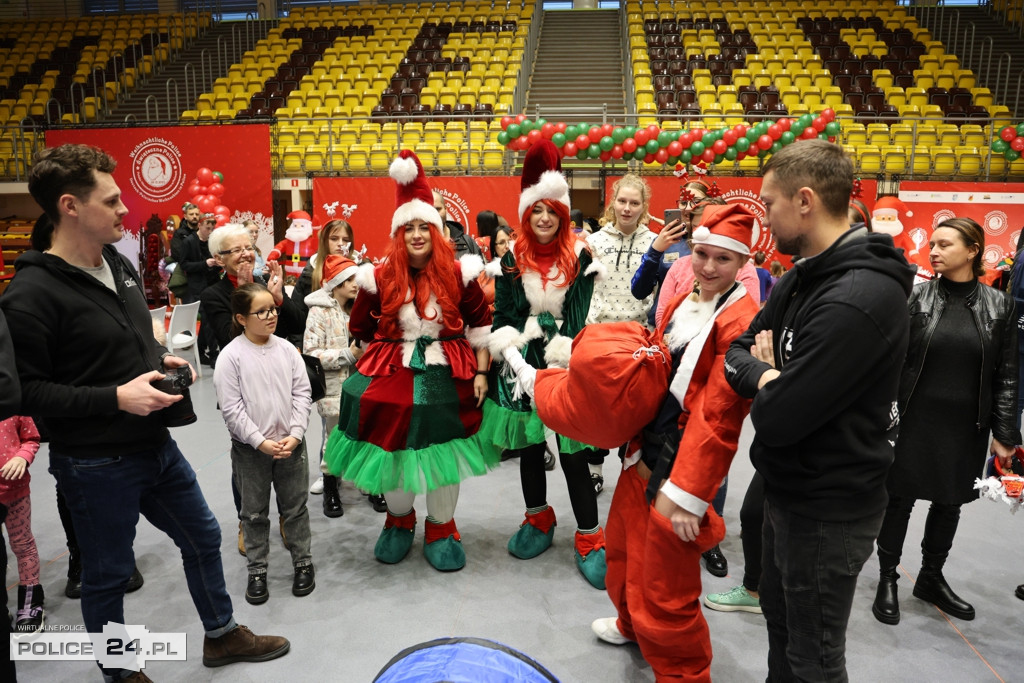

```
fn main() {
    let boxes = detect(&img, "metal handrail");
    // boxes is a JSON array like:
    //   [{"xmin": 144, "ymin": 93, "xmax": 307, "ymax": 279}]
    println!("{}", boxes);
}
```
[
  {"xmin": 995, "ymin": 52, "xmax": 1012, "ymax": 107},
  {"xmin": 200, "ymin": 49, "xmax": 213, "ymax": 93},
  {"xmin": 183, "ymin": 63, "xmax": 197, "ymax": 110},
  {"xmin": 43, "ymin": 98, "xmax": 62, "ymax": 126},
  {"xmin": 164, "ymin": 79, "xmax": 180, "ymax": 120},
  {"xmin": 981, "ymin": 35, "xmax": 994, "ymax": 86},
  {"xmin": 962, "ymin": 22, "xmax": 977, "ymax": 73},
  {"xmin": 145, "ymin": 96, "xmax": 160, "ymax": 122}
]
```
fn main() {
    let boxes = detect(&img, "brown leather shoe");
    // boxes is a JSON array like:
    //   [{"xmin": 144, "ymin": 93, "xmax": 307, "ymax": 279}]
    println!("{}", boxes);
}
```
[
  {"xmin": 202, "ymin": 624, "xmax": 289, "ymax": 668},
  {"xmin": 237, "ymin": 522, "xmax": 246, "ymax": 557},
  {"xmin": 121, "ymin": 672, "xmax": 154, "ymax": 682}
]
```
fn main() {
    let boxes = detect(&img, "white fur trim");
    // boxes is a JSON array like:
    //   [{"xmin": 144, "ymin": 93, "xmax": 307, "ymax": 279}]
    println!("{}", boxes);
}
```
[
  {"xmin": 397, "ymin": 297, "xmax": 447, "ymax": 367},
  {"xmin": 459, "ymin": 253, "xmax": 485, "ymax": 285},
  {"xmin": 465, "ymin": 325, "xmax": 490, "ymax": 350},
  {"xmin": 323, "ymin": 264, "xmax": 360, "ymax": 291},
  {"xmin": 692, "ymin": 226, "xmax": 751, "ymax": 255},
  {"xmin": 521, "ymin": 268, "xmax": 569, "ymax": 315},
  {"xmin": 584, "ymin": 258, "xmax": 607, "ymax": 281},
  {"xmin": 355, "ymin": 262, "xmax": 378, "ymax": 294},
  {"xmin": 489, "ymin": 325, "xmax": 523, "ymax": 360},
  {"xmin": 389, "ymin": 155, "xmax": 419, "ymax": 185},
  {"xmin": 518, "ymin": 169, "xmax": 570, "ymax": 219},
  {"xmin": 484, "ymin": 258, "xmax": 504, "ymax": 278},
  {"xmin": 543, "ymin": 333, "xmax": 573, "ymax": 368},
  {"xmin": 304, "ymin": 287, "xmax": 336, "ymax": 309},
  {"xmin": 391, "ymin": 199, "xmax": 444, "ymax": 237}
]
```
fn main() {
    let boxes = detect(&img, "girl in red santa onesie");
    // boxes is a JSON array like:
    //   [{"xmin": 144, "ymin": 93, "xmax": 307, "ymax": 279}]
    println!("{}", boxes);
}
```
[
  {"xmin": 323, "ymin": 150, "xmax": 498, "ymax": 572},
  {"xmin": 591, "ymin": 204, "xmax": 760, "ymax": 681}
]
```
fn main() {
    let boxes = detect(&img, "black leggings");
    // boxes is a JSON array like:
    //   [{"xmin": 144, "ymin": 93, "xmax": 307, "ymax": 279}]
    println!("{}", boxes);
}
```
[
  {"xmin": 876, "ymin": 494, "xmax": 962, "ymax": 561},
  {"xmin": 520, "ymin": 442, "xmax": 599, "ymax": 530},
  {"xmin": 740, "ymin": 472, "xmax": 765, "ymax": 593}
]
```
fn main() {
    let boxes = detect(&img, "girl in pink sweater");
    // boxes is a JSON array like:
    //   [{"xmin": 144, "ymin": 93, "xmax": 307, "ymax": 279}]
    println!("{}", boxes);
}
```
[{"xmin": 0, "ymin": 415, "xmax": 43, "ymax": 635}]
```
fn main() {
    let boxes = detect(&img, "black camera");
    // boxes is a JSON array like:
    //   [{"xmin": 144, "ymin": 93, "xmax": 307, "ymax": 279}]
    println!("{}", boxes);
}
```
[{"xmin": 152, "ymin": 366, "xmax": 197, "ymax": 427}]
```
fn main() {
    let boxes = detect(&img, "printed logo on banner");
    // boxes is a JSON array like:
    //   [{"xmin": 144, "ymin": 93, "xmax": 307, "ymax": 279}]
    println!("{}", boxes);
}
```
[
  {"xmin": 931, "ymin": 208, "xmax": 956, "ymax": 228},
  {"xmin": 128, "ymin": 138, "xmax": 186, "ymax": 203},
  {"xmin": 437, "ymin": 189, "xmax": 470, "ymax": 228},
  {"xmin": 985, "ymin": 210, "xmax": 1009, "ymax": 235}
]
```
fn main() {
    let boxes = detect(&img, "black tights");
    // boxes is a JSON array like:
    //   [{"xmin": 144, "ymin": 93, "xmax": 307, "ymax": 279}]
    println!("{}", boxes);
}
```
[
  {"xmin": 876, "ymin": 494, "xmax": 962, "ymax": 564},
  {"xmin": 519, "ymin": 442, "xmax": 599, "ymax": 530}
]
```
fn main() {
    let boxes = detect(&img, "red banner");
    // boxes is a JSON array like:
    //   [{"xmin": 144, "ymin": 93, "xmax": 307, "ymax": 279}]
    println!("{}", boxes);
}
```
[
  {"xmin": 899, "ymin": 181, "xmax": 1024, "ymax": 271},
  {"xmin": 605, "ymin": 175, "xmax": 879, "ymax": 267},
  {"xmin": 313, "ymin": 175, "xmax": 523, "ymax": 262},
  {"xmin": 46, "ymin": 124, "xmax": 274, "ymax": 268}
]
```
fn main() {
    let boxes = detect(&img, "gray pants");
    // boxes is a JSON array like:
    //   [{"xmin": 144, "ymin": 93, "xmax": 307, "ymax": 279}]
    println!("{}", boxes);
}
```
[{"xmin": 231, "ymin": 439, "xmax": 313, "ymax": 575}]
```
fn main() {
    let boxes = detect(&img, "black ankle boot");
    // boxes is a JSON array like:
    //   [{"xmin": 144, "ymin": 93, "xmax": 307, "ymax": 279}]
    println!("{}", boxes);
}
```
[
  {"xmin": 322, "ymin": 475, "xmax": 343, "ymax": 518},
  {"xmin": 913, "ymin": 552, "xmax": 974, "ymax": 620},
  {"xmin": 873, "ymin": 567, "xmax": 900, "ymax": 624},
  {"xmin": 65, "ymin": 555, "xmax": 82, "ymax": 599}
]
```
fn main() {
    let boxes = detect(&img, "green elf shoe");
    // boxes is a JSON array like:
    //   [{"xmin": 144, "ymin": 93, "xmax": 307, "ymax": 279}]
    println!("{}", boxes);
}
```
[
  {"xmin": 374, "ymin": 509, "xmax": 416, "ymax": 564},
  {"xmin": 507, "ymin": 506, "xmax": 556, "ymax": 559},
  {"xmin": 574, "ymin": 528, "xmax": 608, "ymax": 590},
  {"xmin": 423, "ymin": 518, "xmax": 466, "ymax": 572}
]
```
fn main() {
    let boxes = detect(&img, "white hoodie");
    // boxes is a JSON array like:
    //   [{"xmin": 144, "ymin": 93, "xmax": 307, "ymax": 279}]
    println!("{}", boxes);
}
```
[{"xmin": 586, "ymin": 223, "xmax": 656, "ymax": 325}]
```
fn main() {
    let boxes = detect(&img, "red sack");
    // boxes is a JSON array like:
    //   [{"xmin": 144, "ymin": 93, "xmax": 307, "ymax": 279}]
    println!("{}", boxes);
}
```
[{"xmin": 534, "ymin": 321, "xmax": 672, "ymax": 449}]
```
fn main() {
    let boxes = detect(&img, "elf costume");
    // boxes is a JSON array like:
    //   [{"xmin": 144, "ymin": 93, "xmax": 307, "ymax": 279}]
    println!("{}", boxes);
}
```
[
  {"xmin": 323, "ymin": 150, "xmax": 497, "ymax": 572},
  {"xmin": 483, "ymin": 140, "xmax": 608, "ymax": 589}
]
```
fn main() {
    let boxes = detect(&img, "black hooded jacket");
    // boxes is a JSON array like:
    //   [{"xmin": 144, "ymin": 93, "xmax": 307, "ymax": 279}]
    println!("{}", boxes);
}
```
[
  {"xmin": 1, "ymin": 247, "xmax": 170, "ymax": 457},
  {"xmin": 725, "ymin": 228, "xmax": 916, "ymax": 521}
]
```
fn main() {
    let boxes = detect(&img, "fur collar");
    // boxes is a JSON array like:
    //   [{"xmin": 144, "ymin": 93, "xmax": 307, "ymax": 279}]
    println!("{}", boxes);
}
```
[
  {"xmin": 355, "ymin": 262, "xmax": 378, "ymax": 294},
  {"xmin": 665, "ymin": 294, "xmax": 718, "ymax": 352},
  {"xmin": 304, "ymin": 287, "xmax": 338, "ymax": 309},
  {"xmin": 397, "ymin": 294, "xmax": 447, "ymax": 367}
]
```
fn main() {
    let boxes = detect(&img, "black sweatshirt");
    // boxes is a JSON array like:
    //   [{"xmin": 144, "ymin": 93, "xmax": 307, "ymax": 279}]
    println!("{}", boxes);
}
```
[
  {"xmin": 1, "ymin": 247, "xmax": 170, "ymax": 457},
  {"xmin": 725, "ymin": 228, "xmax": 916, "ymax": 521}
]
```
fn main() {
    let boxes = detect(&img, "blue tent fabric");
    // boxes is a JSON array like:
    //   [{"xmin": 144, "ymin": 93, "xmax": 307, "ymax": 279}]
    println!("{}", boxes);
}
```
[{"xmin": 374, "ymin": 637, "xmax": 560, "ymax": 683}]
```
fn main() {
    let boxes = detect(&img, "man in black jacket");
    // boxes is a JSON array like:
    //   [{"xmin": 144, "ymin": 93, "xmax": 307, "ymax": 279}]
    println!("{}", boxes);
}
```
[
  {"xmin": 724, "ymin": 140, "xmax": 914, "ymax": 682},
  {"xmin": 1, "ymin": 144, "xmax": 289, "ymax": 681}
]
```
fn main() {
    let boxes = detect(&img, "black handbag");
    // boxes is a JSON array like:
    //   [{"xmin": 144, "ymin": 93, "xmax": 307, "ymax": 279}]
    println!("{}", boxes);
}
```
[{"xmin": 301, "ymin": 353, "xmax": 327, "ymax": 402}]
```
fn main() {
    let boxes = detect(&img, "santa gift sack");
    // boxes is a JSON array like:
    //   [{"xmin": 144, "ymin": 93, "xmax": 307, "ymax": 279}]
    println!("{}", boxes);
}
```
[{"xmin": 534, "ymin": 321, "xmax": 671, "ymax": 449}]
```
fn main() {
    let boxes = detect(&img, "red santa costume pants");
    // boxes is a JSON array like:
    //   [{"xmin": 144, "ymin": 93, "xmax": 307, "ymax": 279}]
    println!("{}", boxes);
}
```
[{"xmin": 605, "ymin": 464, "xmax": 724, "ymax": 682}]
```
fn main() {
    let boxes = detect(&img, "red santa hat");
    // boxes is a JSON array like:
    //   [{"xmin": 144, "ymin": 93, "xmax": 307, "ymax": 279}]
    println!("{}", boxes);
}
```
[
  {"xmin": 288, "ymin": 210, "xmax": 312, "ymax": 225},
  {"xmin": 518, "ymin": 140, "xmax": 570, "ymax": 219},
  {"xmin": 690, "ymin": 203, "xmax": 755, "ymax": 255},
  {"xmin": 389, "ymin": 149, "xmax": 443, "ymax": 237},
  {"xmin": 872, "ymin": 195, "xmax": 913, "ymax": 219},
  {"xmin": 321, "ymin": 254, "xmax": 359, "ymax": 291}
]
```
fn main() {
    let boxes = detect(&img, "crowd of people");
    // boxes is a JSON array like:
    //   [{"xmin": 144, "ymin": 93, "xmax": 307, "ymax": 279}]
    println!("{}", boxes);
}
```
[{"xmin": 0, "ymin": 137, "xmax": 1020, "ymax": 683}]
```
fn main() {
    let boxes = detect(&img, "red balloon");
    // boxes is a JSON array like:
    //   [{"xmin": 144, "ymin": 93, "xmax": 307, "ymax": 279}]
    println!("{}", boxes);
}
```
[
  {"xmin": 527, "ymin": 129, "xmax": 543, "ymax": 144},
  {"xmin": 515, "ymin": 114, "xmax": 526, "ymax": 124},
  {"xmin": 196, "ymin": 167, "xmax": 215, "ymax": 186},
  {"xmin": 1001, "ymin": 126, "xmax": 1017, "ymax": 142},
  {"xmin": 655, "ymin": 148, "xmax": 669, "ymax": 164},
  {"xmin": 208, "ymin": 182, "xmax": 226, "ymax": 197},
  {"xmin": 215, "ymin": 215, "xmax": 228, "ymax": 227},
  {"xmin": 634, "ymin": 129, "xmax": 650, "ymax": 145},
  {"xmin": 812, "ymin": 117, "xmax": 827, "ymax": 132},
  {"xmin": 712, "ymin": 139, "xmax": 728, "ymax": 154},
  {"xmin": 647, "ymin": 124, "xmax": 661, "ymax": 136},
  {"xmin": 500, "ymin": 116, "xmax": 513, "ymax": 130},
  {"xmin": 667, "ymin": 140, "xmax": 683, "ymax": 156},
  {"xmin": 187, "ymin": 182, "xmax": 201, "ymax": 195},
  {"xmin": 600, "ymin": 150, "xmax": 612, "ymax": 161},
  {"xmin": 555, "ymin": 122, "xmax": 567, "ymax": 133},
  {"xmin": 801, "ymin": 127, "xmax": 819, "ymax": 139},
  {"xmin": 197, "ymin": 196, "xmax": 217, "ymax": 212},
  {"xmin": 828, "ymin": 136, "xmax": 837, "ymax": 143},
  {"xmin": 622, "ymin": 137, "xmax": 638, "ymax": 153},
  {"xmin": 679, "ymin": 133, "xmax": 694, "ymax": 149},
  {"xmin": 644, "ymin": 153, "xmax": 656, "ymax": 164},
  {"xmin": 601, "ymin": 123, "xmax": 614, "ymax": 138},
  {"xmin": 611, "ymin": 144, "xmax": 624, "ymax": 159},
  {"xmin": 767, "ymin": 124, "xmax": 781, "ymax": 140},
  {"xmin": 588, "ymin": 126, "xmax": 603, "ymax": 143},
  {"xmin": 736, "ymin": 150, "xmax": 747, "ymax": 160},
  {"xmin": 564, "ymin": 142, "xmax": 578, "ymax": 156},
  {"xmin": 541, "ymin": 123, "xmax": 555, "ymax": 139},
  {"xmin": 517, "ymin": 135, "xmax": 529, "ymax": 148},
  {"xmin": 213, "ymin": 205, "xmax": 230, "ymax": 216},
  {"xmin": 734, "ymin": 124, "xmax": 748, "ymax": 137},
  {"xmin": 777, "ymin": 118, "xmax": 792, "ymax": 132},
  {"xmin": 1011, "ymin": 137, "xmax": 1024, "ymax": 151},
  {"xmin": 722, "ymin": 130, "xmax": 738, "ymax": 146},
  {"xmin": 576, "ymin": 134, "xmax": 591, "ymax": 149},
  {"xmin": 758, "ymin": 134, "xmax": 773, "ymax": 150},
  {"xmin": 820, "ymin": 108, "xmax": 835, "ymax": 123},
  {"xmin": 701, "ymin": 149, "xmax": 716, "ymax": 163},
  {"xmin": 196, "ymin": 185, "xmax": 209, "ymax": 195}
]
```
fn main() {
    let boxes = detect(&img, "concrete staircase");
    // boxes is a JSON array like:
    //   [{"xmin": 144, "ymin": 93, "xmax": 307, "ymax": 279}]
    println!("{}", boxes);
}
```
[{"xmin": 525, "ymin": 9, "xmax": 626, "ymax": 122}]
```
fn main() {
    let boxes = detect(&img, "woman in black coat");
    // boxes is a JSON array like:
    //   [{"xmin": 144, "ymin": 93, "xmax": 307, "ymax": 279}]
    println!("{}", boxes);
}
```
[{"xmin": 872, "ymin": 217, "xmax": 1021, "ymax": 625}]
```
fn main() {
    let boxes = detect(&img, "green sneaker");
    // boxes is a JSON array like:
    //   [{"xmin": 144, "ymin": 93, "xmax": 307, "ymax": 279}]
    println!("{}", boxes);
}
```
[
  {"xmin": 703, "ymin": 585, "xmax": 762, "ymax": 614},
  {"xmin": 374, "ymin": 511, "xmax": 416, "ymax": 564},
  {"xmin": 575, "ymin": 546, "xmax": 607, "ymax": 590}
]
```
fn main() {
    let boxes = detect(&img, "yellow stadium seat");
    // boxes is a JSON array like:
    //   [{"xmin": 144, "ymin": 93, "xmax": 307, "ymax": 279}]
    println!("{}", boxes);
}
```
[
  {"xmin": 910, "ymin": 146, "xmax": 932, "ymax": 176},
  {"xmin": 859, "ymin": 145, "xmax": 882, "ymax": 174},
  {"xmin": 369, "ymin": 145, "xmax": 391, "ymax": 172},
  {"xmin": 866, "ymin": 124, "xmax": 890, "ymax": 147},
  {"xmin": 956, "ymin": 146, "xmax": 982, "ymax": 177},
  {"xmin": 890, "ymin": 123, "xmax": 914, "ymax": 148},
  {"xmin": 304, "ymin": 147, "xmax": 326, "ymax": 173},
  {"xmin": 932, "ymin": 147, "xmax": 956, "ymax": 175},
  {"xmin": 961, "ymin": 125, "xmax": 986, "ymax": 148},
  {"xmin": 347, "ymin": 145, "xmax": 370, "ymax": 172},
  {"xmin": 882, "ymin": 146, "xmax": 907, "ymax": 175},
  {"xmin": 281, "ymin": 147, "xmax": 303, "ymax": 175}
]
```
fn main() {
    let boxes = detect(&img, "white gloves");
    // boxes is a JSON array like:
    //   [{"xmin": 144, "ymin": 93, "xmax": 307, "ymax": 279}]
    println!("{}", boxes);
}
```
[{"xmin": 503, "ymin": 346, "xmax": 537, "ymax": 400}]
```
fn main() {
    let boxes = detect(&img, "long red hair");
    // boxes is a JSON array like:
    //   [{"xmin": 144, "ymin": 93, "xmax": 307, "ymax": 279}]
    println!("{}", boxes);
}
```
[
  {"xmin": 379, "ymin": 225, "xmax": 463, "ymax": 329},
  {"xmin": 513, "ymin": 199, "xmax": 581, "ymax": 285}
]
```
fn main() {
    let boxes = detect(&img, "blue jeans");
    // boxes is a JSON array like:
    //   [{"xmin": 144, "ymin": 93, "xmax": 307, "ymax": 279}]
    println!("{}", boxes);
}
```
[
  {"xmin": 760, "ymin": 500, "xmax": 882, "ymax": 683},
  {"xmin": 49, "ymin": 438, "xmax": 235, "ymax": 679}
]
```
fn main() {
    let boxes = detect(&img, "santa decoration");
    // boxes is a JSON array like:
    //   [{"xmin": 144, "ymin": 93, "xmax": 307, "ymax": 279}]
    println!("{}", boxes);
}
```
[
  {"xmin": 872, "ymin": 196, "xmax": 933, "ymax": 283},
  {"xmin": 268, "ymin": 210, "xmax": 321, "ymax": 278}
]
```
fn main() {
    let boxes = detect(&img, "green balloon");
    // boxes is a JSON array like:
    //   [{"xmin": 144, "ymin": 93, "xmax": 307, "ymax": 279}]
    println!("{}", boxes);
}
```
[
  {"xmin": 758, "ymin": 149, "xmax": 769, "ymax": 158},
  {"xmin": 791, "ymin": 122, "xmax": 805, "ymax": 136},
  {"xmin": 658, "ymin": 131, "xmax": 673, "ymax": 146},
  {"xmin": 599, "ymin": 136, "xmax": 614, "ymax": 152},
  {"xmin": 818, "ymin": 132, "xmax": 829, "ymax": 140},
  {"xmin": 576, "ymin": 147, "xmax": 589, "ymax": 160},
  {"xmin": 578, "ymin": 123, "xmax": 590, "ymax": 135},
  {"xmin": 624, "ymin": 126, "xmax": 637, "ymax": 138},
  {"xmin": 825, "ymin": 121, "xmax": 841, "ymax": 136},
  {"xmin": 714, "ymin": 154, "xmax": 724, "ymax": 163},
  {"xmin": 702, "ymin": 132, "xmax": 717, "ymax": 146},
  {"xmin": 535, "ymin": 118, "xmax": 547, "ymax": 129},
  {"xmin": 645, "ymin": 139, "xmax": 660, "ymax": 153},
  {"xmin": 551, "ymin": 132, "xmax": 566, "ymax": 147},
  {"xmin": 1017, "ymin": 122, "xmax": 1024, "ymax": 136},
  {"xmin": 634, "ymin": 149, "xmax": 648, "ymax": 161},
  {"xmin": 565, "ymin": 125, "xmax": 578, "ymax": 140},
  {"xmin": 497, "ymin": 131, "xmax": 510, "ymax": 145},
  {"xmin": 746, "ymin": 128, "xmax": 760, "ymax": 142},
  {"xmin": 799, "ymin": 113, "xmax": 814, "ymax": 127},
  {"xmin": 771, "ymin": 141, "xmax": 783, "ymax": 153},
  {"xmin": 213, "ymin": 171, "xmax": 224, "ymax": 182},
  {"xmin": 1006, "ymin": 149, "xmax": 1021, "ymax": 162},
  {"xmin": 735, "ymin": 137, "xmax": 751, "ymax": 152},
  {"xmin": 588, "ymin": 143, "xmax": 601, "ymax": 159},
  {"xmin": 691, "ymin": 141, "xmax": 705, "ymax": 156},
  {"xmin": 992, "ymin": 139, "xmax": 1009, "ymax": 153},
  {"xmin": 667, "ymin": 156, "xmax": 679, "ymax": 165},
  {"xmin": 519, "ymin": 120, "xmax": 533, "ymax": 133},
  {"xmin": 724, "ymin": 148, "xmax": 738, "ymax": 161},
  {"xmin": 507, "ymin": 123, "xmax": 521, "ymax": 138},
  {"xmin": 612, "ymin": 127, "xmax": 627, "ymax": 144},
  {"xmin": 781, "ymin": 131, "xmax": 795, "ymax": 145},
  {"xmin": 680, "ymin": 150, "xmax": 692, "ymax": 163}
]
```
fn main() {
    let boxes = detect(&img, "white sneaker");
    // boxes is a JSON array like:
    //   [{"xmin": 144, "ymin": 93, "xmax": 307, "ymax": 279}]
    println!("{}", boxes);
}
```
[
  {"xmin": 309, "ymin": 476, "xmax": 324, "ymax": 495},
  {"xmin": 591, "ymin": 617, "xmax": 633, "ymax": 645}
]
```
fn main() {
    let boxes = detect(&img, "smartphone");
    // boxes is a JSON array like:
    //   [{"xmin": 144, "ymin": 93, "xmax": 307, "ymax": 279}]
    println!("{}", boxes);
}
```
[{"xmin": 664, "ymin": 208, "xmax": 683, "ymax": 226}]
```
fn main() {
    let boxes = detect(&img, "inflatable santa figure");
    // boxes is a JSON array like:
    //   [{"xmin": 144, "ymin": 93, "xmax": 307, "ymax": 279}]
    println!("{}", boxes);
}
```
[
  {"xmin": 872, "ymin": 196, "xmax": 934, "ymax": 284},
  {"xmin": 268, "ymin": 210, "xmax": 320, "ymax": 278}
]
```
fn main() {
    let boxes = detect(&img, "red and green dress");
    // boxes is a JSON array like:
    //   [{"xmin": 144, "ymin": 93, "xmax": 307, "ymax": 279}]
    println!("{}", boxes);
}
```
[
  {"xmin": 324, "ymin": 257, "xmax": 498, "ymax": 494},
  {"xmin": 483, "ymin": 241, "xmax": 601, "ymax": 452}
]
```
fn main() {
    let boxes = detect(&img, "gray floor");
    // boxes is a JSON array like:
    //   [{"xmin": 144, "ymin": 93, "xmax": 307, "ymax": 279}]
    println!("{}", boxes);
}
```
[{"xmin": 10, "ymin": 373, "xmax": 1023, "ymax": 682}]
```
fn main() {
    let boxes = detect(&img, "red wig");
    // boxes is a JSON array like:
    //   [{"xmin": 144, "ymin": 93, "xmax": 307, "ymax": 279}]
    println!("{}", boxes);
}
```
[
  {"xmin": 379, "ymin": 225, "xmax": 463, "ymax": 330},
  {"xmin": 513, "ymin": 199, "xmax": 582, "ymax": 286}
]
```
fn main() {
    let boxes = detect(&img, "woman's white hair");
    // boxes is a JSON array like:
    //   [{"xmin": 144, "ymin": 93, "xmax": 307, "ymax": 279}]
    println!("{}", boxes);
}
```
[{"xmin": 208, "ymin": 223, "xmax": 251, "ymax": 256}]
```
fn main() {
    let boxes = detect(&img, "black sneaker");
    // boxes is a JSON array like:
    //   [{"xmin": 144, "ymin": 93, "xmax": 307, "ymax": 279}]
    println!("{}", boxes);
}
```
[
  {"xmin": 245, "ymin": 574, "xmax": 269, "ymax": 605},
  {"xmin": 126, "ymin": 566, "xmax": 145, "ymax": 593},
  {"xmin": 292, "ymin": 565, "xmax": 315, "ymax": 597},
  {"xmin": 591, "ymin": 472, "xmax": 604, "ymax": 496}
]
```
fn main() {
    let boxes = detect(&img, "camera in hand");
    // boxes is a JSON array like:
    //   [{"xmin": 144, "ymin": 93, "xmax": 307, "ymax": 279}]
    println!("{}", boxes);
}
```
[{"xmin": 152, "ymin": 365, "xmax": 197, "ymax": 427}]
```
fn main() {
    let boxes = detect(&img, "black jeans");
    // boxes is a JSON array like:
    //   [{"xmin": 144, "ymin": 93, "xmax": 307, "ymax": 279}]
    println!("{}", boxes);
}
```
[
  {"xmin": 740, "ymin": 472, "xmax": 765, "ymax": 592},
  {"xmin": 761, "ymin": 500, "xmax": 882, "ymax": 683},
  {"xmin": 875, "ymin": 494, "xmax": 961, "ymax": 561}
]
